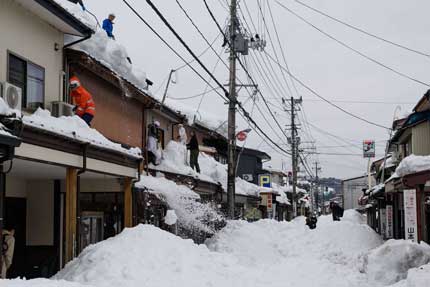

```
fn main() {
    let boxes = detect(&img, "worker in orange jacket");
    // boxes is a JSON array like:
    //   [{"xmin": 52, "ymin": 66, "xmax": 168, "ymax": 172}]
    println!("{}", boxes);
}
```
[{"xmin": 69, "ymin": 76, "xmax": 96, "ymax": 126}]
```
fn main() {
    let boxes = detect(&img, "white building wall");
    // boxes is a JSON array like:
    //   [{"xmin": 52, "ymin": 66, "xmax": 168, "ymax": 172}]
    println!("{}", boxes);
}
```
[
  {"xmin": 342, "ymin": 176, "xmax": 375, "ymax": 210},
  {"xmin": 0, "ymin": 0, "xmax": 64, "ymax": 108}
]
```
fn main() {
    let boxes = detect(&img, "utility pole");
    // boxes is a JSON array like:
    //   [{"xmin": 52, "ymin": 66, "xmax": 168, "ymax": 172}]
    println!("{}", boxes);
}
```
[
  {"xmin": 314, "ymin": 162, "xmax": 321, "ymax": 214},
  {"xmin": 227, "ymin": 0, "xmax": 238, "ymax": 220},
  {"xmin": 289, "ymin": 97, "xmax": 302, "ymax": 217}
]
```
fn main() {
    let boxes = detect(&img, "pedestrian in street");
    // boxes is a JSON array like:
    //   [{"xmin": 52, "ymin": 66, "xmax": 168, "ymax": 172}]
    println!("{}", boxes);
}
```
[
  {"xmin": 147, "ymin": 121, "xmax": 160, "ymax": 165},
  {"xmin": 102, "ymin": 13, "xmax": 116, "ymax": 39},
  {"xmin": 1, "ymin": 223, "xmax": 16, "ymax": 279},
  {"xmin": 69, "ymin": 75, "xmax": 96, "ymax": 126},
  {"xmin": 187, "ymin": 131, "xmax": 200, "ymax": 173},
  {"xmin": 330, "ymin": 202, "xmax": 343, "ymax": 221},
  {"xmin": 306, "ymin": 213, "xmax": 318, "ymax": 229}
]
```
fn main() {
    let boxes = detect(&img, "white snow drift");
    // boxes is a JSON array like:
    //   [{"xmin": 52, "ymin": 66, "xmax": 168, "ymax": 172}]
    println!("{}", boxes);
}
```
[{"xmin": 4, "ymin": 210, "xmax": 430, "ymax": 287}]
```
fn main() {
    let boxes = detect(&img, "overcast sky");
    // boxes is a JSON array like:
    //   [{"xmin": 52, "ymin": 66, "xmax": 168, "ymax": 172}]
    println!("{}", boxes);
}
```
[{"xmin": 82, "ymin": 0, "xmax": 428, "ymax": 179}]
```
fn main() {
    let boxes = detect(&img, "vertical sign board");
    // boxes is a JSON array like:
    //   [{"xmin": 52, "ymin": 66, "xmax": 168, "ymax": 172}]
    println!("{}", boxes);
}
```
[
  {"xmin": 363, "ymin": 140, "xmax": 376, "ymax": 158},
  {"xmin": 404, "ymin": 189, "xmax": 418, "ymax": 242},
  {"xmin": 380, "ymin": 208, "xmax": 387, "ymax": 239},
  {"xmin": 386, "ymin": 205, "xmax": 393, "ymax": 239}
]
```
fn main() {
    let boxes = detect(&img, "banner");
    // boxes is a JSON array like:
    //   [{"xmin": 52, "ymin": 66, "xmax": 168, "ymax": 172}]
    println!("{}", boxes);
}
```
[
  {"xmin": 386, "ymin": 205, "xmax": 393, "ymax": 239},
  {"xmin": 404, "ymin": 189, "xmax": 418, "ymax": 242}
]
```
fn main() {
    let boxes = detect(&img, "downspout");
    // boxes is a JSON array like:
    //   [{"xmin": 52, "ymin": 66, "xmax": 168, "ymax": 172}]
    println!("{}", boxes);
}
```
[
  {"xmin": 76, "ymin": 143, "xmax": 88, "ymax": 255},
  {"xmin": 62, "ymin": 34, "xmax": 92, "ymax": 102}
]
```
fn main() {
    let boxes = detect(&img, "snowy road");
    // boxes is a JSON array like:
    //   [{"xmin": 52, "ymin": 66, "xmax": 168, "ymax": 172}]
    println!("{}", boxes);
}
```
[{"xmin": 3, "ymin": 211, "xmax": 430, "ymax": 287}]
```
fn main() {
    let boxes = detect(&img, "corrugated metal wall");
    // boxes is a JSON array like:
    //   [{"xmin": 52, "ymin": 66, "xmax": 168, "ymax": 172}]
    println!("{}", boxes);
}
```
[{"xmin": 412, "ymin": 121, "xmax": 430, "ymax": 155}]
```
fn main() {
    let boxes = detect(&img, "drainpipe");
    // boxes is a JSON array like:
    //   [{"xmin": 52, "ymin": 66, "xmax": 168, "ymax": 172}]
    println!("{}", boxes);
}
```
[
  {"xmin": 62, "ymin": 34, "xmax": 92, "ymax": 102},
  {"xmin": 76, "ymin": 143, "xmax": 88, "ymax": 255}
]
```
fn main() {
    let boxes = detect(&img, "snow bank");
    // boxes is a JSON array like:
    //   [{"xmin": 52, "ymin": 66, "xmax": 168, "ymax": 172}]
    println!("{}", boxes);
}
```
[
  {"xmin": 363, "ymin": 239, "xmax": 430, "ymax": 285},
  {"xmin": 392, "ymin": 263, "xmax": 430, "ymax": 287},
  {"xmin": 54, "ymin": 225, "xmax": 249, "ymax": 287},
  {"xmin": 3, "ymin": 279, "xmax": 91, "ymax": 287},
  {"xmin": 395, "ymin": 154, "xmax": 430, "ymax": 177},
  {"xmin": 6, "ymin": 210, "xmax": 430, "ymax": 287},
  {"xmin": 135, "ymin": 174, "xmax": 222, "ymax": 233},
  {"xmin": 24, "ymin": 108, "xmax": 141, "ymax": 158},
  {"xmin": 154, "ymin": 141, "xmax": 262, "ymax": 197}
]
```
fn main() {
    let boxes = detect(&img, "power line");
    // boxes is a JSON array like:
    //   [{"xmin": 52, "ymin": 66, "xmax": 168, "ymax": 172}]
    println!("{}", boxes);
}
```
[
  {"xmin": 130, "ymin": 0, "xmax": 292, "ymax": 157},
  {"xmin": 292, "ymin": 0, "xmax": 430, "ymax": 58},
  {"xmin": 264, "ymin": 51, "xmax": 391, "ymax": 130},
  {"xmin": 174, "ymin": 33, "xmax": 222, "ymax": 71},
  {"xmin": 275, "ymin": 0, "xmax": 430, "ymax": 88},
  {"xmin": 167, "ymin": 86, "xmax": 222, "ymax": 100}
]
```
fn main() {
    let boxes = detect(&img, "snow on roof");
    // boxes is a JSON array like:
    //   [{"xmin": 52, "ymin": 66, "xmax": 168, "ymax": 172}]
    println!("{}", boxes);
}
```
[
  {"xmin": 135, "ymin": 174, "xmax": 199, "ymax": 199},
  {"xmin": 152, "ymin": 141, "xmax": 261, "ymax": 197},
  {"xmin": 135, "ymin": 174, "xmax": 222, "ymax": 232},
  {"xmin": 395, "ymin": 154, "xmax": 430, "ymax": 177},
  {"xmin": 163, "ymin": 98, "xmax": 227, "ymax": 137},
  {"xmin": 58, "ymin": 3, "xmax": 148, "ymax": 93},
  {"xmin": 365, "ymin": 183, "xmax": 385, "ymax": 196},
  {"xmin": 23, "ymin": 108, "xmax": 141, "ymax": 158}
]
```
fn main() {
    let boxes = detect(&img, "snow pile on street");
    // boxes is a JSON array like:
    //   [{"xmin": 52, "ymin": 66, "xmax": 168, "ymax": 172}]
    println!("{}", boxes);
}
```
[
  {"xmin": 24, "ymin": 108, "xmax": 141, "ymax": 157},
  {"xmin": 154, "ymin": 141, "xmax": 261, "ymax": 197},
  {"xmin": 54, "ymin": 225, "xmax": 249, "ymax": 287},
  {"xmin": 392, "ymin": 263, "xmax": 430, "ymax": 287},
  {"xmin": 395, "ymin": 154, "xmax": 430, "ymax": 177},
  {"xmin": 363, "ymin": 239, "xmax": 430, "ymax": 285},
  {"xmin": 3, "ymin": 279, "xmax": 91, "ymax": 287},
  {"xmin": 135, "ymin": 174, "xmax": 222, "ymax": 233},
  {"xmin": 4, "ymin": 210, "xmax": 430, "ymax": 287}
]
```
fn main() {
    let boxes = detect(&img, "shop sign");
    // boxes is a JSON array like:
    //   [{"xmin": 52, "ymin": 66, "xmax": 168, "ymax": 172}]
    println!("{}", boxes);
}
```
[
  {"xmin": 386, "ymin": 205, "xmax": 393, "ymax": 239},
  {"xmin": 363, "ymin": 140, "xmax": 375, "ymax": 158},
  {"xmin": 404, "ymin": 189, "xmax": 418, "ymax": 242}
]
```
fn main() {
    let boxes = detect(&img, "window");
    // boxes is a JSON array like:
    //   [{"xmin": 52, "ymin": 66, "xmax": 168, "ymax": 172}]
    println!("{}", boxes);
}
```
[{"xmin": 8, "ymin": 53, "xmax": 45, "ymax": 110}]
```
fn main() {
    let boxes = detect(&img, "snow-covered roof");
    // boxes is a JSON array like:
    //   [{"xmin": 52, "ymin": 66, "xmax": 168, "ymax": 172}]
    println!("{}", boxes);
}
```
[
  {"xmin": 365, "ymin": 183, "xmax": 385, "ymax": 197},
  {"xmin": 152, "ymin": 141, "xmax": 262, "ymax": 197},
  {"xmin": 395, "ymin": 154, "xmax": 430, "ymax": 177},
  {"xmin": 23, "ymin": 108, "xmax": 141, "ymax": 158}
]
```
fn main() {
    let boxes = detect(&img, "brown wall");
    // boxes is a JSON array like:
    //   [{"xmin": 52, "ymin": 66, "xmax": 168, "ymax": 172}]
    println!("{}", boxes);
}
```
[{"xmin": 75, "ymin": 68, "xmax": 144, "ymax": 149}]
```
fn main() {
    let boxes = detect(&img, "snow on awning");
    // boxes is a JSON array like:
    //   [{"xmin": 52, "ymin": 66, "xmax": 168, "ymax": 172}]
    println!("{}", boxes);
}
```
[
  {"xmin": 395, "ymin": 154, "xmax": 430, "ymax": 178},
  {"xmin": 23, "ymin": 108, "xmax": 141, "ymax": 158}
]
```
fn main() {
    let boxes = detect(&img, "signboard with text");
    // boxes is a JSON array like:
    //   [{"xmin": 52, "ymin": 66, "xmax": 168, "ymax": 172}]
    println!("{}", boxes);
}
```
[
  {"xmin": 386, "ymin": 205, "xmax": 393, "ymax": 239},
  {"xmin": 404, "ymin": 189, "xmax": 418, "ymax": 242},
  {"xmin": 363, "ymin": 140, "xmax": 376, "ymax": 158}
]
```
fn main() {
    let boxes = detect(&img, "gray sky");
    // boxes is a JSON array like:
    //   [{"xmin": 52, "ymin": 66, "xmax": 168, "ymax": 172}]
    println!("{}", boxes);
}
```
[{"xmin": 82, "ymin": 0, "xmax": 428, "ymax": 179}]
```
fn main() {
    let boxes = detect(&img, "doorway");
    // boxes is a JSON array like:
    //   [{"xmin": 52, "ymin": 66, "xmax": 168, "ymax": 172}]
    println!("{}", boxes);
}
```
[{"xmin": 4, "ymin": 197, "xmax": 26, "ymax": 279}]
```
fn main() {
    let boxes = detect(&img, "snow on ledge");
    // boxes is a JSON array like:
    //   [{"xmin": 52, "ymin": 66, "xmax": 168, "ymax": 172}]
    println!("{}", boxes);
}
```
[
  {"xmin": 395, "ymin": 154, "xmax": 430, "ymax": 177},
  {"xmin": 23, "ymin": 108, "xmax": 141, "ymax": 158}
]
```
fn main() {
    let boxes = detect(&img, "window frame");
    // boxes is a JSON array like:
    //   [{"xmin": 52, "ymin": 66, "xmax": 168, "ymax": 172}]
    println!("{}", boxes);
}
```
[{"xmin": 7, "ymin": 51, "xmax": 45, "ymax": 111}]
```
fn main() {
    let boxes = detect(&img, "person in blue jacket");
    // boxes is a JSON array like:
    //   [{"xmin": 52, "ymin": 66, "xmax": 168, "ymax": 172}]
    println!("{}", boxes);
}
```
[{"xmin": 102, "ymin": 13, "xmax": 116, "ymax": 39}]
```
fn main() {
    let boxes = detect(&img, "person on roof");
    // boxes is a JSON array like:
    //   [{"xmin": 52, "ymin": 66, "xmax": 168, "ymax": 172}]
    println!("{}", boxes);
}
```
[
  {"xmin": 69, "ymin": 75, "xmax": 96, "ymax": 126},
  {"xmin": 102, "ymin": 13, "xmax": 116, "ymax": 39},
  {"xmin": 186, "ymin": 131, "xmax": 200, "ymax": 173},
  {"xmin": 147, "ymin": 121, "xmax": 160, "ymax": 165}
]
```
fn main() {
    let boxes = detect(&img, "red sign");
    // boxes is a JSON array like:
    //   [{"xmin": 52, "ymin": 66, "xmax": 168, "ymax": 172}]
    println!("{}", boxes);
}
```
[{"xmin": 236, "ymin": 131, "xmax": 247, "ymax": 141}]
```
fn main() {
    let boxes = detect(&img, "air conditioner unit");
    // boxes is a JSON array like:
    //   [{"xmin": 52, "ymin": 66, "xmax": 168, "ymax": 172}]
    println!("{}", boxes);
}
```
[
  {"xmin": 1, "ymin": 82, "xmax": 22, "ymax": 111},
  {"xmin": 51, "ymin": 101, "xmax": 74, "ymax": 117}
]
